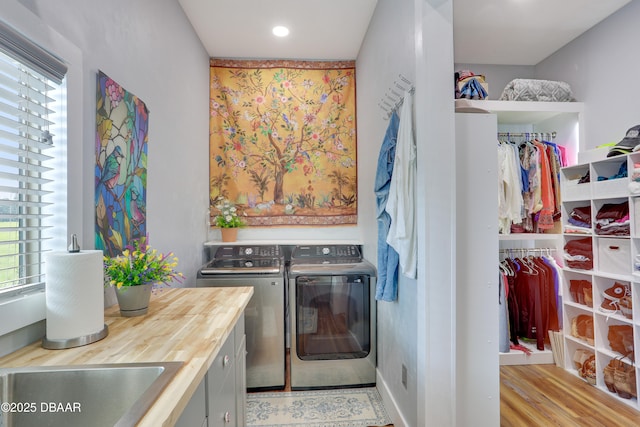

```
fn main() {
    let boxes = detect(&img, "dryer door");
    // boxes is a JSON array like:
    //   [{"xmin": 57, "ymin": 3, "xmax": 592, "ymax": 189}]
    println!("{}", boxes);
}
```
[{"xmin": 294, "ymin": 274, "xmax": 370, "ymax": 360}]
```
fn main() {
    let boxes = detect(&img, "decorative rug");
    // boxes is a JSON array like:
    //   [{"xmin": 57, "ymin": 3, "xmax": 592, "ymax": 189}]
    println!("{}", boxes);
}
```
[{"xmin": 246, "ymin": 387, "xmax": 393, "ymax": 427}]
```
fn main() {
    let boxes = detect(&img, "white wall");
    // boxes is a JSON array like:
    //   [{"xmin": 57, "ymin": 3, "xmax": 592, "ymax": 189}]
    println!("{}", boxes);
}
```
[
  {"xmin": 455, "ymin": 113, "xmax": 499, "ymax": 426},
  {"xmin": 359, "ymin": 1, "xmax": 464, "ymax": 425},
  {"xmin": 535, "ymin": 0, "xmax": 640, "ymax": 151},
  {"xmin": 6, "ymin": 0, "xmax": 376, "ymax": 290},
  {"xmin": 416, "ymin": 1, "xmax": 458, "ymax": 426},
  {"xmin": 9, "ymin": 0, "xmax": 211, "ymax": 289},
  {"xmin": 356, "ymin": 0, "xmax": 418, "ymax": 425},
  {"xmin": 459, "ymin": 2, "xmax": 640, "ymax": 152}
]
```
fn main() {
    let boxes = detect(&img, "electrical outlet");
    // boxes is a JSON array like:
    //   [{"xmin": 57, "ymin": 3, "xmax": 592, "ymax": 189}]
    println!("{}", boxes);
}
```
[{"xmin": 401, "ymin": 364, "xmax": 407, "ymax": 389}]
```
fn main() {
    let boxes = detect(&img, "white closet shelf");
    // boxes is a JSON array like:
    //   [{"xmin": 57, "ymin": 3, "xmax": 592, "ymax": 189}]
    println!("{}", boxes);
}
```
[
  {"xmin": 499, "ymin": 234, "xmax": 561, "ymax": 241},
  {"xmin": 459, "ymin": 99, "xmax": 584, "ymax": 125},
  {"xmin": 500, "ymin": 342, "xmax": 555, "ymax": 366},
  {"xmin": 560, "ymin": 152, "xmax": 640, "ymax": 409}
]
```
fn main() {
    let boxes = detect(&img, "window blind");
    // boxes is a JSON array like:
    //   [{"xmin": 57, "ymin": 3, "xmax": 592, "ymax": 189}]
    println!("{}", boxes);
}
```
[
  {"xmin": 0, "ymin": 20, "xmax": 67, "ymax": 84},
  {"xmin": 0, "ymin": 22, "xmax": 63, "ymax": 294}
]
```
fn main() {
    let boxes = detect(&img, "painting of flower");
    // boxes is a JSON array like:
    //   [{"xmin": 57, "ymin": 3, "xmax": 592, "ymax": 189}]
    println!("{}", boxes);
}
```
[
  {"xmin": 95, "ymin": 71, "xmax": 148, "ymax": 256},
  {"xmin": 209, "ymin": 59, "xmax": 357, "ymax": 226}
]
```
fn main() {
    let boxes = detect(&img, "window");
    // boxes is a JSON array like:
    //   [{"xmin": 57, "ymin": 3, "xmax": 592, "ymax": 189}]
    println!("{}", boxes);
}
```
[{"xmin": 0, "ymin": 20, "xmax": 67, "ymax": 296}]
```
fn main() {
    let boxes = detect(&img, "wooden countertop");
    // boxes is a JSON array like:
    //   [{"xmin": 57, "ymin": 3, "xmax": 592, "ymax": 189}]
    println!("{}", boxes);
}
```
[{"xmin": 0, "ymin": 287, "xmax": 253, "ymax": 427}]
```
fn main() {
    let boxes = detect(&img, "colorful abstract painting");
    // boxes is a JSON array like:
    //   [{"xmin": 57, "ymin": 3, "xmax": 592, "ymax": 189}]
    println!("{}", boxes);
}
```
[
  {"xmin": 209, "ymin": 59, "xmax": 358, "ymax": 226},
  {"xmin": 95, "ymin": 71, "xmax": 148, "ymax": 256}
]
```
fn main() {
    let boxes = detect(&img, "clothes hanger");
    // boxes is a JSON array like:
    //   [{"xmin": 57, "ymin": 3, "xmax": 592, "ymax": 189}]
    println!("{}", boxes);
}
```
[
  {"xmin": 500, "ymin": 259, "xmax": 514, "ymax": 276},
  {"xmin": 523, "ymin": 254, "xmax": 540, "ymax": 275}
]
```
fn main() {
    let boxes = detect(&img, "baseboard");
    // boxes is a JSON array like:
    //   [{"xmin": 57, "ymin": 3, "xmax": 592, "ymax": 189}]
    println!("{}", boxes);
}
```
[{"xmin": 376, "ymin": 368, "xmax": 409, "ymax": 427}]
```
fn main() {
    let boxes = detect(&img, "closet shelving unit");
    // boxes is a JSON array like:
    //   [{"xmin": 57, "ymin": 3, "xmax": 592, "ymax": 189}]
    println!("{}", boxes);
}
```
[
  {"xmin": 461, "ymin": 99, "xmax": 585, "ymax": 365},
  {"xmin": 560, "ymin": 152, "xmax": 640, "ymax": 408}
]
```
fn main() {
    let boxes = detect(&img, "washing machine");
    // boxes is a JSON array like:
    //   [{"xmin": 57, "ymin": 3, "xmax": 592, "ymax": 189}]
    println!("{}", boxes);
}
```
[
  {"xmin": 288, "ymin": 244, "xmax": 376, "ymax": 390},
  {"xmin": 197, "ymin": 244, "xmax": 285, "ymax": 390}
]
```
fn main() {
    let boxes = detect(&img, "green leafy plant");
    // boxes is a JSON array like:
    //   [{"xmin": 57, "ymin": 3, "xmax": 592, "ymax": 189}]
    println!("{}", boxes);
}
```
[
  {"xmin": 103, "ymin": 237, "xmax": 183, "ymax": 289},
  {"xmin": 213, "ymin": 197, "xmax": 246, "ymax": 228}
]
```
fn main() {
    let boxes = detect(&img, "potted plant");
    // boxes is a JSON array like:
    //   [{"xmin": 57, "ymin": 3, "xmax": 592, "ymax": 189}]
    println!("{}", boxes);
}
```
[
  {"xmin": 103, "ymin": 236, "xmax": 183, "ymax": 316},
  {"xmin": 213, "ymin": 197, "xmax": 245, "ymax": 242}
]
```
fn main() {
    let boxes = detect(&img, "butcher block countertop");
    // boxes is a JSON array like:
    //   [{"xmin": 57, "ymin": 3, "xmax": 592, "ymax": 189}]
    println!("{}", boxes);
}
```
[{"xmin": 0, "ymin": 287, "xmax": 253, "ymax": 427}]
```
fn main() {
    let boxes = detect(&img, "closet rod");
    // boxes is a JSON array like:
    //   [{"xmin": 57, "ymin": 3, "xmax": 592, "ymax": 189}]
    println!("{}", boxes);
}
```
[
  {"xmin": 498, "ymin": 131, "xmax": 557, "ymax": 139},
  {"xmin": 499, "ymin": 248, "xmax": 557, "ymax": 255}
]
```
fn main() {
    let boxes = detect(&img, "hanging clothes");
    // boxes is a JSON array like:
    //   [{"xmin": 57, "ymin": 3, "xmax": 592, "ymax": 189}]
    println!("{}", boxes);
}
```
[
  {"xmin": 386, "ymin": 91, "xmax": 417, "ymax": 279},
  {"xmin": 499, "ymin": 270, "xmax": 511, "ymax": 353},
  {"xmin": 500, "ymin": 253, "xmax": 561, "ymax": 351},
  {"xmin": 533, "ymin": 140, "xmax": 555, "ymax": 230},
  {"xmin": 498, "ymin": 142, "xmax": 524, "ymax": 234},
  {"xmin": 497, "ymin": 135, "xmax": 566, "ymax": 234},
  {"xmin": 374, "ymin": 111, "xmax": 400, "ymax": 301},
  {"xmin": 542, "ymin": 141, "xmax": 563, "ymax": 215}
]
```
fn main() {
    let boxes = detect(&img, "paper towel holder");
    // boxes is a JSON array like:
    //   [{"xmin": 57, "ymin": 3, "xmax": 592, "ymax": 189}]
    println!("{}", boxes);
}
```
[
  {"xmin": 42, "ymin": 242, "xmax": 109, "ymax": 350},
  {"xmin": 68, "ymin": 233, "xmax": 80, "ymax": 253},
  {"xmin": 42, "ymin": 325, "xmax": 109, "ymax": 350}
]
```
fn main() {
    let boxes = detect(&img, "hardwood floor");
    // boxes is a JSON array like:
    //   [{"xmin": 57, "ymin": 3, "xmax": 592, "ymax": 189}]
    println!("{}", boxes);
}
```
[
  {"xmin": 265, "ymin": 352, "xmax": 640, "ymax": 425},
  {"xmin": 501, "ymin": 364, "xmax": 640, "ymax": 426}
]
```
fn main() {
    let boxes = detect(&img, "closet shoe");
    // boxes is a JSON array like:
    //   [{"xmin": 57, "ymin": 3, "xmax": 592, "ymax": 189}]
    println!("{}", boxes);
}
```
[
  {"xmin": 599, "ymin": 299, "xmax": 620, "ymax": 314},
  {"xmin": 570, "ymin": 279, "xmax": 592, "ymax": 305},
  {"xmin": 619, "ymin": 296, "xmax": 633, "ymax": 319},
  {"xmin": 603, "ymin": 282, "xmax": 628, "ymax": 302},
  {"xmin": 583, "ymin": 285, "xmax": 593, "ymax": 308},
  {"xmin": 608, "ymin": 325, "xmax": 634, "ymax": 355}
]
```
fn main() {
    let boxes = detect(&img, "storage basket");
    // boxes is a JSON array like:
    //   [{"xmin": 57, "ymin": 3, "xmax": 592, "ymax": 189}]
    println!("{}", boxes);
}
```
[
  {"xmin": 613, "ymin": 359, "xmax": 637, "ymax": 399},
  {"xmin": 598, "ymin": 238, "xmax": 631, "ymax": 275}
]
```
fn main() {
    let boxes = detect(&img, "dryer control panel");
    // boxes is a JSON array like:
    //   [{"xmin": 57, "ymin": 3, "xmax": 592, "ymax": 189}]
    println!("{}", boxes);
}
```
[{"xmin": 291, "ymin": 245, "xmax": 361, "ymax": 261}]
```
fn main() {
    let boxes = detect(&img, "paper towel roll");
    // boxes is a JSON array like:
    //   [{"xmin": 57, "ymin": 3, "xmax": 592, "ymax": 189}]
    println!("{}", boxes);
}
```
[{"xmin": 45, "ymin": 250, "xmax": 104, "ymax": 340}]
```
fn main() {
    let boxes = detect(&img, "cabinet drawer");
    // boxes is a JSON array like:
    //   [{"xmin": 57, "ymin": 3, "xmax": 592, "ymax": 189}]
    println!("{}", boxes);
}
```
[
  {"xmin": 209, "ymin": 332, "xmax": 235, "ymax": 393},
  {"xmin": 208, "ymin": 368, "xmax": 236, "ymax": 427}
]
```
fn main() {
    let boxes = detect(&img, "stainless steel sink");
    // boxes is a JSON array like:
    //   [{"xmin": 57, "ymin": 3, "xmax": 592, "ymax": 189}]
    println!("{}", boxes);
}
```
[{"xmin": 0, "ymin": 361, "xmax": 182, "ymax": 427}]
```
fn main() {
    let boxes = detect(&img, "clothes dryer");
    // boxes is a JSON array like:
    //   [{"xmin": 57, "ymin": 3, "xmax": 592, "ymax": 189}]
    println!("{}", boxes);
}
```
[{"xmin": 287, "ymin": 244, "xmax": 376, "ymax": 389}]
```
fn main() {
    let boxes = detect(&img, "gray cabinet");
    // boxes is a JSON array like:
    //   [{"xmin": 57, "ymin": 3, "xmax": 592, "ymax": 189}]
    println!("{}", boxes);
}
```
[
  {"xmin": 235, "ymin": 335, "xmax": 246, "ymax": 427},
  {"xmin": 175, "ymin": 379, "xmax": 207, "ymax": 427},
  {"xmin": 208, "ymin": 328, "xmax": 237, "ymax": 426},
  {"xmin": 176, "ymin": 315, "xmax": 246, "ymax": 427},
  {"xmin": 208, "ymin": 315, "xmax": 246, "ymax": 427}
]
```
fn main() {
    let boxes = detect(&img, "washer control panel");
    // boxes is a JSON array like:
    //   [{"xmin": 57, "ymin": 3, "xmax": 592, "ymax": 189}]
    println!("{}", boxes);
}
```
[{"xmin": 214, "ymin": 245, "xmax": 281, "ymax": 259}]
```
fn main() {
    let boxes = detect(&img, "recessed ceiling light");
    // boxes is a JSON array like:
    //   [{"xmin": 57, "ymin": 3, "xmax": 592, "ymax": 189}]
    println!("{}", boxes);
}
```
[{"xmin": 272, "ymin": 26, "xmax": 289, "ymax": 37}]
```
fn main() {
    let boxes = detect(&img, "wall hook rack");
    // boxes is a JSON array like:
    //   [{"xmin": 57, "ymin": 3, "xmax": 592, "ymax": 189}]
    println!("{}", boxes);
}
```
[{"xmin": 380, "ymin": 74, "xmax": 415, "ymax": 119}]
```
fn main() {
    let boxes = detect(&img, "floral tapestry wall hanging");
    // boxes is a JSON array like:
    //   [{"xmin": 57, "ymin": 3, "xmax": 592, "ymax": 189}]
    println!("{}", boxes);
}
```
[
  {"xmin": 209, "ymin": 59, "xmax": 358, "ymax": 226},
  {"xmin": 95, "ymin": 71, "xmax": 148, "ymax": 256}
]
